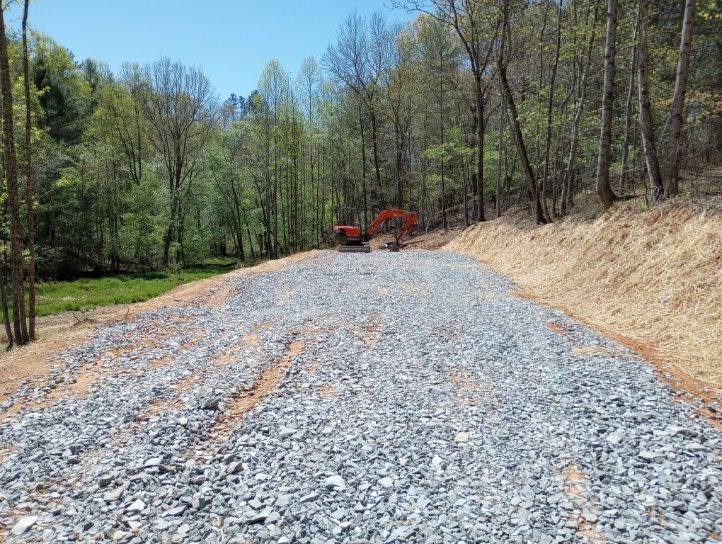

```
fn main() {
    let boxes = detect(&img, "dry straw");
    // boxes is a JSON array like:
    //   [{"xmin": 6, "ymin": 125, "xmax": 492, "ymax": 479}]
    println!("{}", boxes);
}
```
[{"xmin": 446, "ymin": 199, "xmax": 722, "ymax": 401}]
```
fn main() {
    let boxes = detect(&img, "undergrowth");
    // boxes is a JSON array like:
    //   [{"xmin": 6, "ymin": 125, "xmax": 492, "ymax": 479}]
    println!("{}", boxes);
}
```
[{"xmin": 33, "ymin": 260, "xmax": 240, "ymax": 317}]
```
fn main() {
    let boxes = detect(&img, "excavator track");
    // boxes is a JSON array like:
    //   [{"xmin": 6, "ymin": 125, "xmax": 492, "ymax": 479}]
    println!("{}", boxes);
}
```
[{"xmin": 338, "ymin": 243, "xmax": 371, "ymax": 253}]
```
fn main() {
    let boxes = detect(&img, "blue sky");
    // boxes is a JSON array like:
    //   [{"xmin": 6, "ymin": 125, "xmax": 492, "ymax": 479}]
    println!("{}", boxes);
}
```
[{"xmin": 7, "ymin": 0, "xmax": 411, "ymax": 100}]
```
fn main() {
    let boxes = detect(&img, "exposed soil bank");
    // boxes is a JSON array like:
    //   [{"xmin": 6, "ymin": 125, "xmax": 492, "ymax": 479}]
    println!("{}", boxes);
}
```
[{"xmin": 446, "ymin": 198, "xmax": 722, "ymax": 408}]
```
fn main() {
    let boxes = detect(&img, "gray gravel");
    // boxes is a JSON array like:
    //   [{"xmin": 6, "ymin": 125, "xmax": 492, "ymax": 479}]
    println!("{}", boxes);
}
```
[{"xmin": 0, "ymin": 250, "xmax": 720, "ymax": 543}]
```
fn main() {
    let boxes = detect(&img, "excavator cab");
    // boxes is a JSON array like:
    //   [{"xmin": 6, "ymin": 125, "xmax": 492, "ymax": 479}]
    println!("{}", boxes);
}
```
[
  {"xmin": 331, "ymin": 225, "xmax": 370, "ymax": 252},
  {"xmin": 331, "ymin": 209, "xmax": 419, "ymax": 253}
]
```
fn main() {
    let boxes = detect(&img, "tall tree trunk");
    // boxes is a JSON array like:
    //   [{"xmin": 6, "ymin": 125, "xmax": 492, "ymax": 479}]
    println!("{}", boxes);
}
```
[
  {"xmin": 475, "ymin": 85, "xmax": 485, "ymax": 222},
  {"xmin": 358, "ymin": 107, "xmax": 369, "ymax": 227},
  {"xmin": 314, "ymin": 144, "xmax": 320, "ymax": 247},
  {"xmin": 369, "ymin": 109, "xmax": 385, "ymax": 209},
  {"xmin": 636, "ymin": 0, "xmax": 664, "ymax": 200},
  {"xmin": 618, "ymin": 19, "xmax": 638, "ymax": 193},
  {"xmin": 536, "ymin": 0, "xmax": 550, "ymax": 169},
  {"xmin": 561, "ymin": 0, "xmax": 600, "ymax": 216},
  {"xmin": 439, "ymin": 78, "xmax": 447, "ymax": 229},
  {"xmin": 497, "ymin": 1, "xmax": 546, "ymax": 224},
  {"xmin": 469, "ymin": 104, "xmax": 478, "ymax": 221},
  {"xmin": 233, "ymin": 211, "xmax": 245, "ymax": 261},
  {"xmin": 22, "ymin": 0, "xmax": 35, "ymax": 340},
  {"xmin": 394, "ymin": 123, "xmax": 403, "ymax": 209},
  {"xmin": 162, "ymin": 225, "xmax": 172, "ymax": 266},
  {"xmin": 496, "ymin": 95, "xmax": 506, "ymax": 218},
  {"xmin": 541, "ymin": 0, "xmax": 563, "ymax": 222},
  {"xmin": 664, "ymin": 0, "xmax": 694, "ymax": 198},
  {"xmin": 440, "ymin": 160, "xmax": 447, "ymax": 229},
  {"xmin": 246, "ymin": 223, "xmax": 256, "ymax": 260},
  {"xmin": 0, "ymin": 270, "xmax": 12, "ymax": 348},
  {"xmin": 596, "ymin": 0, "xmax": 618, "ymax": 208},
  {"xmin": 162, "ymin": 184, "xmax": 177, "ymax": 266},
  {"xmin": 462, "ymin": 159, "xmax": 470, "ymax": 227},
  {"xmin": 319, "ymin": 147, "xmax": 327, "ymax": 245},
  {"xmin": 0, "ymin": 6, "xmax": 28, "ymax": 345}
]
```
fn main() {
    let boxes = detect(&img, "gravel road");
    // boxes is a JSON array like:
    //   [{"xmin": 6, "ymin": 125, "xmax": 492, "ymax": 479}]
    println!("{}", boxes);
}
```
[{"xmin": 0, "ymin": 250, "xmax": 720, "ymax": 543}]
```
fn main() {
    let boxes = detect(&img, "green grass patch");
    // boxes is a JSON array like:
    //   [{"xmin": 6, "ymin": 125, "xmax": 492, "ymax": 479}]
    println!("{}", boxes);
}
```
[{"xmin": 34, "ymin": 261, "xmax": 240, "ymax": 317}]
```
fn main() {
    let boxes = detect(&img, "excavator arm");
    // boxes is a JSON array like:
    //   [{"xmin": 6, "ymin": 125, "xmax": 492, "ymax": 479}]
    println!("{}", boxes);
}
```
[{"xmin": 366, "ymin": 208, "xmax": 419, "ymax": 248}]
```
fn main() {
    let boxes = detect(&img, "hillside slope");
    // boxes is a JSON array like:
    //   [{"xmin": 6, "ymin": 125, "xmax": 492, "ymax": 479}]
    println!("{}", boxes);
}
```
[{"xmin": 446, "ymin": 199, "xmax": 722, "ymax": 406}]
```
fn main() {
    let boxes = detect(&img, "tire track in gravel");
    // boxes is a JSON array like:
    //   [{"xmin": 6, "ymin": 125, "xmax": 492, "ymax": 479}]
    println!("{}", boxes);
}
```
[
  {"xmin": 211, "ymin": 338, "xmax": 307, "ymax": 442},
  {"xmin": 0, "ymin": 250, "xmax": 720, "ymax": 543}
]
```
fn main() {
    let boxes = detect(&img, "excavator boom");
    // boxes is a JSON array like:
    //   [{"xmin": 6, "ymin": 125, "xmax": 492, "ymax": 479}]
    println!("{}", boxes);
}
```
[{"xmin": 367, "ymin": 208, "xmax": 419, "ymax": 250}]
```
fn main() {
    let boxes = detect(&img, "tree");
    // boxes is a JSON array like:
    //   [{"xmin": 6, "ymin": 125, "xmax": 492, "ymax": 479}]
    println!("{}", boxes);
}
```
[
  {"xmin": 560, "ymin": 0, "xmax": 601, "ymax": 215},
  {"xmin": 383, "ymin": 29, "xmax": 415, "ymax": 209},
  {"xmin": 205, "ymin": 125, "xmax": 250, "ymax": 261},
  {"xmin": 596, "ymin": 0, "xmax": 619, "ymax": 208},
  {"xmin": 541, "ymin": 0, "xmax": 563, "ymax": 220},
  {"xmin": 255, "ymin": 59, "xmax": 293, "ymax": 256},
  {"xmin": 140, "ymin": 58, "xmax": 214, "ymax": 265},
  {"xmin": 664, "ymin": 0, "xmax": 695, "ymax": 198},
  {"xmin": 324, "ymin": 13, "xmax": 392, "ymax": 211},
  {"xmin": 636, "ymin": 0, "xmax": 664, "ymax": 200},
  {"xmin": 397, "ymin": 0, "xmax": 498, "ymax": 222},
  {"xmin": 107, "ymin": 63, "xmax": 149, "ymax": 185},
  {"xmin": 497, "ymin": 0, "xmax": 546, "ymax": 224},
  {"xmin": 416, "ymin": 14, "xmax": 462, "ymax": 228},
  {"xmin": 618, "ymin": 13, "xmax": 638, "ymax": 193},
  {"xmin": 297, "ymin": 56, "xmax": 327, "ymax": 244},
  {"xmin": 22, "ymin": 0, "xmax": 36, "ymax": 340},
  {"xmin": 0, "ymin": 3, "xmax": 28, "ymax": 344},
  {"xmin": 31, "ymin": 36, "xmax": 92, "ymax": 145}
]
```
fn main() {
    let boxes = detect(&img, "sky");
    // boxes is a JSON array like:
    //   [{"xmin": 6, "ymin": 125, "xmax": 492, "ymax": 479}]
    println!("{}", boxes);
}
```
[{"xmin": 6, "ymin": 0, "xmax": 412, "ymax": 100}]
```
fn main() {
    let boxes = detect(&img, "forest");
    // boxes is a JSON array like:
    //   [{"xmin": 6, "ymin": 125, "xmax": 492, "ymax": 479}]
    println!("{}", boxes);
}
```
[{"xmin": 0, "ymin": 0, "xmax": 719, "ymax": 346}]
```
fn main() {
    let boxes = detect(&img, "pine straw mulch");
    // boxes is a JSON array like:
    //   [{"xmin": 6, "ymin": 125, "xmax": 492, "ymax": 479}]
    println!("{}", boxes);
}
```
[{"xmin": 446, "ymin": 197, "xmax": 722, "ymax": 416}]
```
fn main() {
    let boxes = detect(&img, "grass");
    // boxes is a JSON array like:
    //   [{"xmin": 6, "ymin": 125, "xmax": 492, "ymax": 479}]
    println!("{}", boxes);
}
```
[{"xmin": 34, "ymin": 259, "xmax": 240, "ymax": 317}]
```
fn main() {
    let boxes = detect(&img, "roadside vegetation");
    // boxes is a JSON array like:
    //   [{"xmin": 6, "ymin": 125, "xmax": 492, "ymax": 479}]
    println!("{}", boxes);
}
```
[{"xmin": 32, "ymin": 260, "xmax": 239, "ymax": 317}]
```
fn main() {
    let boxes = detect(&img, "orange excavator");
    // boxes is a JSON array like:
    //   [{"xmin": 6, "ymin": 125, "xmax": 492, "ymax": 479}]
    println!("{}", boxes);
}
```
[{"xmin": 331, "ymin": 208, "xmax": 419, "ymax": 253}]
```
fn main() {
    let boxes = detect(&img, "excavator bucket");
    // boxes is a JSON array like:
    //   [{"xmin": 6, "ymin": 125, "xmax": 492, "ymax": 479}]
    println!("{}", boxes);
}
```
[{"xmin": 384, "ymin": 241, "xmax": 402, "ymax": 252}]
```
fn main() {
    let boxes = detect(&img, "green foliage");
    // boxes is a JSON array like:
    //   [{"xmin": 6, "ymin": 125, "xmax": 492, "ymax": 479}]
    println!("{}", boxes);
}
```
[
  {"xmin": 33, "ymin": 262, "xmax": 238, "ymax": 316},
  {"xmin": 423, "ymin": 128, "xmax": 475, "ymax": 165},
  {"xmin": 31, "ymin": 32, "xmax": 92, "ymax": 144},
  {"xmin": 119, "ymin": 176, "xmax": 166, "ymax": 266}
]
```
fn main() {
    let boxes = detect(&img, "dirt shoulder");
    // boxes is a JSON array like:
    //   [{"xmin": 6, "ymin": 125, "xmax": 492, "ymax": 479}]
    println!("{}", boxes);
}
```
[
  {"xmin": 446, "ymin": 198, "xmax": 722, "ymax": 413},
  {"xmin": 370, "ymin": 228, "xmax": 464, "ymax": 251},
  {"xmin": 0, "ymin": 251, "xmax": 320, "ymax": 405}
]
